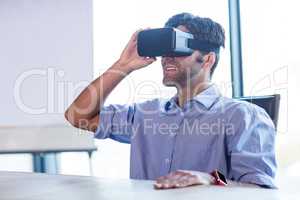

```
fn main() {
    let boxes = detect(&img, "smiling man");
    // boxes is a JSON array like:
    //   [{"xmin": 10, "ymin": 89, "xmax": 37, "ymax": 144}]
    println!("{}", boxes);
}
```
[{"xmin": 65, "ymin": 13, "xmax": 277, "ymax": 189}]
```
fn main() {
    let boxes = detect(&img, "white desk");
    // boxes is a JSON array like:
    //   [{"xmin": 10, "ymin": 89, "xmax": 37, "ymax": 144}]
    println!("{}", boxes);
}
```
[
  {"xmin": 0, "ymin": 125, "xmax": 97, "ymax": 173},
  {"xmin": 0, "ymin": 171, "xmax": 298, "ymax": 200}
]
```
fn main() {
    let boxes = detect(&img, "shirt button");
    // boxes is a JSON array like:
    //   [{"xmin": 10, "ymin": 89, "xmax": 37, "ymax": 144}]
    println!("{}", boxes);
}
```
[
  {"xmin": 169, "ymin": 133, "xmax": 176, "ymax": 137},
  {"xmin": 165, "ymin": 158, "xmax": 170, "ymax": 164}
]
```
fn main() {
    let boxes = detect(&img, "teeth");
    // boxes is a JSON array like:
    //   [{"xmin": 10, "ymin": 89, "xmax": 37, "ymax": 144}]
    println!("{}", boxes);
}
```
[
  {"xmin": 165, "ymin": 65, "xmax": 177, "ymax": 71},
  {"xmin": 166, "ymin": 68, "xmax": 176, "ymax": 71}
]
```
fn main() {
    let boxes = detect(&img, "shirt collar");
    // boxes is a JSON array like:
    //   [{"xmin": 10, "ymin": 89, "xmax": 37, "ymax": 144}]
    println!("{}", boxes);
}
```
[
  {"xmin": 192, "ymin": 84, "xmax": 222, "ymax": 109},
  {"xmin": 160, "ymin": 84, "xmax": 221, "ymax": 114}
]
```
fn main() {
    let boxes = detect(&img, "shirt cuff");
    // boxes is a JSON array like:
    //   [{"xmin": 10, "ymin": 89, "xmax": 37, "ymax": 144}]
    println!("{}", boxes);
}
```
[
  {"xmin": 239, "ymin": 173, "xmax": 277, "ymax": 189},
  {"xmin": 94, "ymin": 107, "xmax": 114, "ymax": 139}
]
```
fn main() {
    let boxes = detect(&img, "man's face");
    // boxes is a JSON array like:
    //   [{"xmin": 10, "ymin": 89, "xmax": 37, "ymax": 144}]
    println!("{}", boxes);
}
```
[{"xmin": 161, "ymin": 25, "xmax": 203, "ymax": 88}]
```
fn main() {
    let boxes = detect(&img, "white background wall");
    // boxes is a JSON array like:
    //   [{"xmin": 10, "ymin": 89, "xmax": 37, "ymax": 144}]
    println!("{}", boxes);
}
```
[{"xmin": 0, "ymin": 0, "xmax": 93, "ymax": 126}]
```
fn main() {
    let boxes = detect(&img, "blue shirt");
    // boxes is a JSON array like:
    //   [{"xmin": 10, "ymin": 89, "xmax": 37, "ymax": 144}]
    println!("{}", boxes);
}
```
[{"xmin": 95, "ymin": 84, "xmax": 277, "ymax": 188}]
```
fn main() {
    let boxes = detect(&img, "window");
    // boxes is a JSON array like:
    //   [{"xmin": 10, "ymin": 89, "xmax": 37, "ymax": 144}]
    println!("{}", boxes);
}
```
[{"xmin": 240, "ymin": 0, "xmax": 300, "ymax": 175}]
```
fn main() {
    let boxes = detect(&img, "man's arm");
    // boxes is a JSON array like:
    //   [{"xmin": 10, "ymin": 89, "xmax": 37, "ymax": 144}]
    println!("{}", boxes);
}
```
[
  {"xmin": 226, "ymin": 103, "xmax": 277, "ymax": 188},
  {"xmin": 65, "ymin": 29, "xmax": 156, "ymax": 132}
]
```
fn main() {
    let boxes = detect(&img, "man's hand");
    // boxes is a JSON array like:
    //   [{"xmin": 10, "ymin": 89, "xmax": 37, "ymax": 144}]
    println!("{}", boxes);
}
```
[
  {"xmin": 65, "ymin": 28, "xmax": 156, "ymax": 131},
  {"xmin": 154, "ymin": 170, "xmax": 215, "ymax": 189},
  {"xmin": 117, "ymin": 29, "xmax": 156, "ymax": 73}
]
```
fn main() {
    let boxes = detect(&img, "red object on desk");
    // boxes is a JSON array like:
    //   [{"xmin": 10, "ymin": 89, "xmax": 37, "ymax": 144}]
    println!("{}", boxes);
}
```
[{"xmin": 211, "ymin": 170, "xmax": 228, "ymax": 186}]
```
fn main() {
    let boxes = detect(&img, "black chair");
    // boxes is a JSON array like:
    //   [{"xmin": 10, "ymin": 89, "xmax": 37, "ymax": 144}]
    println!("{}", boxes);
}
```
[{"xmin": 235, "ymin": 94, "xmax": 280, "ymax": 128}]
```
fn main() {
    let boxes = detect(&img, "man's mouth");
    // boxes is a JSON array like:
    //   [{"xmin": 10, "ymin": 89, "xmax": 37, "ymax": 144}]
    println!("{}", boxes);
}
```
[{"xmin": 164, "ymin": 65, "xmax": 177, "ymax": 72}]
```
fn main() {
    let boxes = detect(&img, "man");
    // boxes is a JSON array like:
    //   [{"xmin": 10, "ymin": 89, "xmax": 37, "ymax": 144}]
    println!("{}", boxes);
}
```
[{"xmin": 65, "ymin": 13, "xmax": 277, "ymax": 189}]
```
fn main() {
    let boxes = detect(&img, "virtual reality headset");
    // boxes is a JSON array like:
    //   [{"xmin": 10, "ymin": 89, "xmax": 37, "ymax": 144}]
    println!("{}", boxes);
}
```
[{"xmin": 137, "ymin": 28, "xmax": 220, "ymax": 57}]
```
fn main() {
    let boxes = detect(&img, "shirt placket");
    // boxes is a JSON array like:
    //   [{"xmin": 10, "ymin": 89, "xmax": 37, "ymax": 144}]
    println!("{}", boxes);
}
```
[{"xmin": 164, "ymin": 110, "xmax": 186, "ymax": 173}]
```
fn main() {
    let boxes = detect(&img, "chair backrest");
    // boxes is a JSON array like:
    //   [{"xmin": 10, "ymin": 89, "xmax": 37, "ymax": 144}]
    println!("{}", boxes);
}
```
[{"xmin": 235, "ymin": 94, "xmax": 280, "ymax": 128}]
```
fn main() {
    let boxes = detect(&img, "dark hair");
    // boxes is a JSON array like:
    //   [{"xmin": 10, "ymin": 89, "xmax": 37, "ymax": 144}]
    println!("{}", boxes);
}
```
[{"xmin": 164, "ymin": 12, "xmax": 225, "ymax": 77}]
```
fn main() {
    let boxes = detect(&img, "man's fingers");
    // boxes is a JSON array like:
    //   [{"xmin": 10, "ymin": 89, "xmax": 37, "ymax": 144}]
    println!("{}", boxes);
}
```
[
  {"xmin": 130, "ymin": 29, "xmax": 143, "ymax": 42},
  {"xmin": 154, "ymin": 180, "xmax": 171, "ymax": 189},
  {"xmin": 156, "ymin": 171, "xmax": 184, "ymax": 184},
  {"xmin": 154, "ymin": 172, "xmax": 201, "ymax": 189},
  {"xmin": 171, "ymin": 174, "xmax": 188, "ymax": 187},
  {"xmin": 156, "ymin": 175, "xmax": 167, "ymax": 183},
  {"xmin": 131, "ymin": 27, "xmax": 151, "ymax": 42},
  {"xmin": 133, "ymin": 29, "xmax": 142, "ymax": 37},
  {"xmin": 122, "ymin": 29, "xmax": 141, "ymax": 52},
  {"xmin": 155, "ymin": 180, "xmax": 175, "ymax": 189},
  {"xmin": 155, "ymin": 171, "xmax": 188, "ymax": 189},
  {"xmin": 177, "ymin": 174, "xmax": 200, "ymax": 187},
  {"xmin": 143, "ymin": 57, "xmax": 156, "ymax": 63},
  {"xmin": 124, "ymin": 38, "xmax": 137, "ymax": 51},
  {"xmin": 155, "ymin": 175, "xmax": 175, "ymax": 189}
]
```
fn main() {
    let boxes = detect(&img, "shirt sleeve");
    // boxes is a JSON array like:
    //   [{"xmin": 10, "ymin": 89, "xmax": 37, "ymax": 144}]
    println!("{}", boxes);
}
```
[
  {"xmin": 94, "ymin": 103, "xmax": 136, "ymax": 144},
  {"xmin": 226, "ymin": 102, "xmax": 277, "ymax": 188}
]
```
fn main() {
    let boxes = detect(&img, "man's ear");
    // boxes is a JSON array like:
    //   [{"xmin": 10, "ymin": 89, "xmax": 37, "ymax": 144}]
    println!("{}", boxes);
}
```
[{"xmin": 202, "ymin": 52, "xmax": 216, "ymax": 70}]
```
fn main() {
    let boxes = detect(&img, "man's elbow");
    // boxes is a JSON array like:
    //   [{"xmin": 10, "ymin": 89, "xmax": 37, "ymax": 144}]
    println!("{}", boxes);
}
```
[
  {"xmin": 64, "ymin": 109, "xmax": 73, "ymax": 124},
  {"xmin": 64, "ymin": 109, "xmax": 98, "ymax": 132},
  {"xmin": 64, "ymin": 109, "xmax": 80, "ymax": 128}
]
